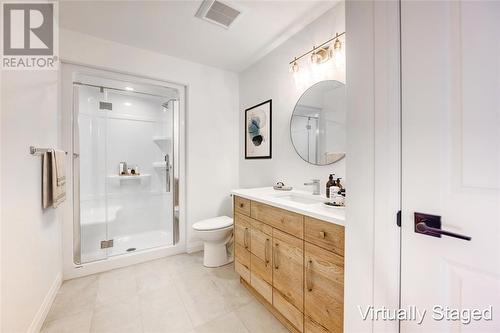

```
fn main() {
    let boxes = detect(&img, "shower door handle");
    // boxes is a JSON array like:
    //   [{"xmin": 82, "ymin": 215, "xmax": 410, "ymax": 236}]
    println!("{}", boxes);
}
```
[{"xmin": 165, "ymin": 154, "xmax": 170, "ymax": 193}]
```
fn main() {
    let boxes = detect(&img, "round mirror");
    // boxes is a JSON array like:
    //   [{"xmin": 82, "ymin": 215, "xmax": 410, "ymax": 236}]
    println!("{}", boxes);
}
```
[{"xmin": 290, "ymin": 80, "xmax": 346, "ymax": 165}]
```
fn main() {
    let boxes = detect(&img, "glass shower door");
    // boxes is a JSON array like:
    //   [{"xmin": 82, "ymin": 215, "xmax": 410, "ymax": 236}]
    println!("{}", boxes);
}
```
[
  {"xmin": 74, "ymin": 84, "xmax": 109, "ymax": 264},
  {"xmin": 74, "ymin": 80, "xmax": 177, "ymax": 264}
]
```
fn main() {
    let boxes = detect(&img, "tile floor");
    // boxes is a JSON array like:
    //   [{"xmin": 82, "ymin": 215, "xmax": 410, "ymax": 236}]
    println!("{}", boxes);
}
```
[{"xmin": 42, "ymin": 252, "xmax": 289, "ymax": 333}]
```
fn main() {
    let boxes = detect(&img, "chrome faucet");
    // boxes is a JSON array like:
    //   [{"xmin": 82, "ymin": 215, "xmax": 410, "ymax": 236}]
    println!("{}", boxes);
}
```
[{"xmin": 304, "ymin": 179, "xmax": 321, "ymax": 195}]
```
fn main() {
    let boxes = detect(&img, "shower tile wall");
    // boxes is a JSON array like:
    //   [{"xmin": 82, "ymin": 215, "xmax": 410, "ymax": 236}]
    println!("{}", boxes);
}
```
[{"xmin": 78, "ymin": 86, "xmax": 173, "ymax": 263}]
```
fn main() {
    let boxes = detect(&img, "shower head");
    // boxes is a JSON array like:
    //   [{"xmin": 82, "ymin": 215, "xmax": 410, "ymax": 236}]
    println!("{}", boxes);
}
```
[{"xmin": 162, "ymin": 98, "xmax": 178, "ymax": 108}]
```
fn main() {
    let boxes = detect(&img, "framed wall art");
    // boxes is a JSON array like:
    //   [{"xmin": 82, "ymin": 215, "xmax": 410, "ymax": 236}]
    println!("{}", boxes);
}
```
[{"xmin": 245, "ymin": 99, "xmax": 272, "ymax": 159}]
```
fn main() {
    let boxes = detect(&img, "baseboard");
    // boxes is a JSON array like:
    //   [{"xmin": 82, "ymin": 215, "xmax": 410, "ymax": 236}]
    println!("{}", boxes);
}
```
[
  {"xmin": 186, "ymin": 242, "xmax": 203, "ymax": 254},
  {"xmin": 28, "ymin": 272, "xmax": 62, "ymax": 333}
]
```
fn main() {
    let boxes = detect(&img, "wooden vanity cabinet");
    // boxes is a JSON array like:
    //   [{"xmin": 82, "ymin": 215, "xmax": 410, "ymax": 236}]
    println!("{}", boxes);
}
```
[{"xmin": 233, "ymin": 196, "xmax": 345, "ymax": 333}]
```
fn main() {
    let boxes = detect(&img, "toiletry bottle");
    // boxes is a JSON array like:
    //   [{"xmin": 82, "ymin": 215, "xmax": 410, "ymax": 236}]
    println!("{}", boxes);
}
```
[
  {"xmin": 335, "ymin": 178, "xmax": 344, "ymax": 191},
  {"xmin": 330, "ymin": 186, "xmax": 341, "ymax": 204},
  {"xmin": 119, "ymin": 162, "xmax": 126, "ymax": 175},
  {"xmin": 326, "ymin": 174, "xmax": 335, "ymax": 198}
]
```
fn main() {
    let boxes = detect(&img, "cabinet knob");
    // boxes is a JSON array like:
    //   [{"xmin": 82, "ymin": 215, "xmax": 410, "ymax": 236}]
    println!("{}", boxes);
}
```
[
  {"xmin": 239, "ymin": 203, "xmax": 244, "ymax": 208},
  {"xmin": 319, "ymin": 231, "xmax": 326, "ymax": 239}
]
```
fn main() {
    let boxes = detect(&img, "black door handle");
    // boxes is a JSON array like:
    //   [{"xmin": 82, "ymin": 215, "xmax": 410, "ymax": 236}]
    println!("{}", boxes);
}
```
[
  {"xmin": 414, "ymin": 212, "xmax": 471, "ymax": 241},
  {"xmin": 415, "ymin": 222, "xmax": 471, "ymax": 241}
]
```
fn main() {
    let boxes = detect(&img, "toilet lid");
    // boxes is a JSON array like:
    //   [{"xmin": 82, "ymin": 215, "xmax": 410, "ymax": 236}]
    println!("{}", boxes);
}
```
[{"xmin": 193, "ymin": 216, "xmax": 233, "ymax": 231}]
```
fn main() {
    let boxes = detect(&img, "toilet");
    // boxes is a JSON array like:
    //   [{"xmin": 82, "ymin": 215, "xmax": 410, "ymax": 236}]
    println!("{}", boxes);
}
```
[{"xmin": 192, "ymin": 216, "xmax": 234, "ymax": 267}]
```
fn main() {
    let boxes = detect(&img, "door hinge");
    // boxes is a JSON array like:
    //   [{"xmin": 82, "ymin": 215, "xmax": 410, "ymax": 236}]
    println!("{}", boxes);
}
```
[
  {"xmin": 99, "ymin": 101, "xmax": 112, "ymax": 110},
  {"xmin": 396, "ymin": 210, "xmax": 401, "ymax": 227},
  {"xmin": 100, "ymin": 239, "xmax": 114, "ymax": 249}
]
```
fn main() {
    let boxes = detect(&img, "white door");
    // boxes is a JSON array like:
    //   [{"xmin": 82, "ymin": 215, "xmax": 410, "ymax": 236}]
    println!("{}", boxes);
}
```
[{"xmin": 401, "ymin": 1, "xmax": 500, "ymax": 332}]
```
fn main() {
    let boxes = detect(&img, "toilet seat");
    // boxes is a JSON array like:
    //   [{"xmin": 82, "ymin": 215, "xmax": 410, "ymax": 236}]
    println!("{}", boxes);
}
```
[{"xmin": 192, "ymin": 216, "xmax": 233, "ymax": 231}]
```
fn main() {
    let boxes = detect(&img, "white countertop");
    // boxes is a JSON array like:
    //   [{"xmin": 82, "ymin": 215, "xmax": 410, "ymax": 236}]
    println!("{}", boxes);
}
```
[{"xmin": 231, "ymin": 187, "xmax": 345, "ymax": 226}]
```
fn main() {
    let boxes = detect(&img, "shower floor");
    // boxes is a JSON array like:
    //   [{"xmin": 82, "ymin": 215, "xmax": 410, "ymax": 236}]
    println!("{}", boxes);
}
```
[{"xmin": 81, "ymin": 230, "xmax": 173, "ymax": 263}]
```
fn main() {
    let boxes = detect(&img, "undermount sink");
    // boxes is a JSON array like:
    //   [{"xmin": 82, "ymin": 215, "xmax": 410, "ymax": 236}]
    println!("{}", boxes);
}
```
[{"xmin": 274, "ymin": 193, "xmax": 323, "ymax": 205}]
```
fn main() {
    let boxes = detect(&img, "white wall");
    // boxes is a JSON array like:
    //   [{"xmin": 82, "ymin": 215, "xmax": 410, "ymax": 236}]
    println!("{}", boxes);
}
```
[
  {"xmin": 344, "ymin": 1, "xmax": 401, "ymax": 332},
  {"xmin": 238, "ymin": 2, "xmax": 345, "ymax": 192},
  {"xmin": 59, "ymin": 29, "xmax": 239, "ymax": 255},
  {"xmin": 1, "ymin": 71, "xmax": 63, "ymax": 332}
]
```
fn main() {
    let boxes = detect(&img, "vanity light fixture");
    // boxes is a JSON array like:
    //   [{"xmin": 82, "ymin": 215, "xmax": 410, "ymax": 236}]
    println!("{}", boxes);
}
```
[{"xmin": 289, "ymin": 31, "xmax": 345, "ymax": 72}]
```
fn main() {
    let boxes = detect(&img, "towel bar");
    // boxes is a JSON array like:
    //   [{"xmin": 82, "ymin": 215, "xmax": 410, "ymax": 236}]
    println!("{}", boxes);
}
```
[{"xmin": 30, "ymin": 146, "xmax": 68, "ymax": 155}]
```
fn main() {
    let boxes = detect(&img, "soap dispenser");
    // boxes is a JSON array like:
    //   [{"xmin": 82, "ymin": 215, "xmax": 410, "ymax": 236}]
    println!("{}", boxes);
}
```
[
  {"xmin": 335, "ymin": 177, "xmax": 344, "ymax": 191},
  {"xmin": 326, "ymin": 174, "xmax": 335, "ymax": 198}
]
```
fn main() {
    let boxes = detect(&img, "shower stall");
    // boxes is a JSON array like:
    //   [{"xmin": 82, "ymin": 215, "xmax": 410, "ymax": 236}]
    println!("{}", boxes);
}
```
[{"xmin": 70, "ymin": 72, "xmax": 183, "ymax": 265}]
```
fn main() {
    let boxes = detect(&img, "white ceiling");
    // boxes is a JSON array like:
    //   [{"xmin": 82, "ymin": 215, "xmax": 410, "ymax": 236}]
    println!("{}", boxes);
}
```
[{"xmin": 59, "ymin": 0, "xmax": 339, "ymax": 72}]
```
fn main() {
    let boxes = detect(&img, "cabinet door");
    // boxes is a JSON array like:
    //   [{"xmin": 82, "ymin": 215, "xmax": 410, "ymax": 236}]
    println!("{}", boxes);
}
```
[
  {"xmin": 234, "ymin": 213, "xmax": 251, "ymax": 282},
  {"xmin": 250, "ymin": 220, "xmax": 273, "ymax": 303},
  {"xmin": 273, "ymin": 229, "xmax": 304, "ymax": 332},
  {"xmin": 304, "ymin": 242, "xmax": 344, "ymax": 333}
]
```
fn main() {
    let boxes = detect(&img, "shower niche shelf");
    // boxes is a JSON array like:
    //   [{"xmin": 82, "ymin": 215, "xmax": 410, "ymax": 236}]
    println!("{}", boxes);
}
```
[
  {"xmin": 152, "ymin": 136, "xmax": 171, "ymax": 143},
  {"xmin": 153, "ymin": 136, "xmax": 171, "ymax": 152},
  {"xmin": 107, "ymin": 174, "xmax": 151, "ymax": 183},
  {"xmin": 152, "ymin": 161, "xmax": 167, "ymax": 168}
]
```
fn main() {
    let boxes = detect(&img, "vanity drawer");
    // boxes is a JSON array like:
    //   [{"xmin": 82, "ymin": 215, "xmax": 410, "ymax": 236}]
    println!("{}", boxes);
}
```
[
  {"xmin": 234, "ymin": 196, "xmax": 251, "ymax": 216},
  {"xmin": 304, "ymin": 216, "xmax": 344, "ymax": 257},
  {"xmin": 251, "ymin": 201, "xmax": 304, "ymax": 239}
]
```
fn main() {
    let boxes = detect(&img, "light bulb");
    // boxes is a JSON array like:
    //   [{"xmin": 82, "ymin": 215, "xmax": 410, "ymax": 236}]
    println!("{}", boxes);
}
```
[
  {"xmin": 289, "ymin": 60, "xmax": 299, "ymax": 73},
  {"xmin": 333, "ymin": 38, "xmax": 342, "ymax": 51},
  {"xmin": 310, "ymin": 52, "xmax": 319, "ymax": 64}
]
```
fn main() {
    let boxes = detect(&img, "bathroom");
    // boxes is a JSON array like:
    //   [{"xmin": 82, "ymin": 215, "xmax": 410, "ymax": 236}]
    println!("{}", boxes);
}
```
[{"xmin": 1, "ymin": 1, "xmax": 499, "ymax": 333}]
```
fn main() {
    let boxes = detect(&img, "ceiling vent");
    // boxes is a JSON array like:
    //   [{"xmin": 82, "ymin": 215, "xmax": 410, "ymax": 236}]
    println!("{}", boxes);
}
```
[{"xmin": 195, "ymin": 0, "xmax": 241, "ymax": 29}]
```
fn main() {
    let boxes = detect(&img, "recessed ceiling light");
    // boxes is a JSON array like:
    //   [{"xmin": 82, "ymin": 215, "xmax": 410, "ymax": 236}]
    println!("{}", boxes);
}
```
[
  {"xmin": 124, "ymin": 102, "xmax": 132, "ymax": 106},
  {"xmin": 125, "ymin": 87, "xmax": 134, "ymax": 91}
]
